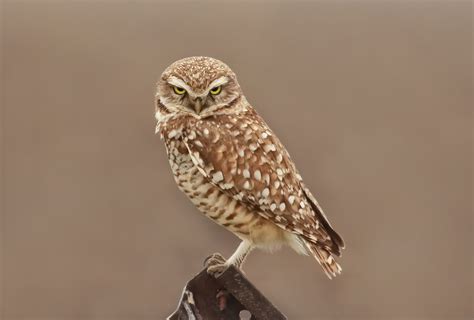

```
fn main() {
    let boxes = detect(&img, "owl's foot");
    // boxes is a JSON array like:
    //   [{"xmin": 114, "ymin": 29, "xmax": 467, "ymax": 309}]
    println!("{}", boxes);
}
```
[
  {"xmin": 207, "ymin": 263, "xmax": 228, "ymax": 277},
  {"xmin": 204, "ymin": 252, "xmax": 226, "ymax": 267},
  {"xmin": 204, "ymin": 252, "xmax": 228, "ymax": 277}
]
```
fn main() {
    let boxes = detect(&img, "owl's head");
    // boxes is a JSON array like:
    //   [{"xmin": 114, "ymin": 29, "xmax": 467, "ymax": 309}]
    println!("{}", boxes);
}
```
[{"xmin": 156, "ymin": 57, "xmax": 243, "ymax": 117}]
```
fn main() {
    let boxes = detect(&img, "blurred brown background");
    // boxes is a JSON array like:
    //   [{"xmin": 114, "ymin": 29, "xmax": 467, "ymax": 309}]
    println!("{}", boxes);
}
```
[{"xmin": 1, "ymin": 0, "xmax": 472, "ymax": 319}]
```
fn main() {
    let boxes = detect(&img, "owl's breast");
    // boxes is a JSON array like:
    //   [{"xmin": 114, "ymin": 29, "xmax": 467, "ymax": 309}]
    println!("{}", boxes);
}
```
[{"xmin": 164, "ymin": 138, "xmax": 257, "ymax": 240}]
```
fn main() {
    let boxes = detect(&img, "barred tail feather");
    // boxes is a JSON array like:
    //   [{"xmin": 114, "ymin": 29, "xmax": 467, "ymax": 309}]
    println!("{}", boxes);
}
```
[{"xmin": 304, "ymin": 240, "xmax": 342, "ymax": 279}]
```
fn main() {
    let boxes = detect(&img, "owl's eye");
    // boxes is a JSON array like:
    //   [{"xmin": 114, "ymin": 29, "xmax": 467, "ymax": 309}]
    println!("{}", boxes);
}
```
[
  {"xmin": 173, "ymin": 86, "xmax": 186, "ymax": 95},
  {"xmin": 209, "ymin": 86, "xmax": 222, "ymax": 95}
]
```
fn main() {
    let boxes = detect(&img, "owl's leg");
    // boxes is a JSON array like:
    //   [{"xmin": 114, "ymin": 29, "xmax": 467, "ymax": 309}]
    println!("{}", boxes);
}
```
[
  {"xmin": 227, "ymin": 240, "xmax": 254, "ymax": 269},
  {"xmin": 205, "ymin": 240, "xmax": 254, "ymax": 277}
]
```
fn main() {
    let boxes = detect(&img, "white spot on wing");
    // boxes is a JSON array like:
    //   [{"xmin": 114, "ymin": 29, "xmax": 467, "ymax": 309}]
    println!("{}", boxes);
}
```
[
  {"xmin": 288, "ymin": 195, "xmax": 295, "ymax": 205},
  {"xmin": 168, "ymin": 130, "xmax": 178, "ymax": 139},
  {"xmin": 243, "ymin": 180, "xmax": 251, "ymax": 190},
  {"xmin": 263, "ymin": 174, "xmax": 270, "ymax": 185},
  {"xmin": 212, "ymin": 171, "xmax": 224, "ymax": 183},
  {"xmin": 263, "ymin": 144, "xmax": 276, "ymax": 153},
  {"xmin": 254, "ymin": 170, "xmax": 261, "ymax": 181},
  {"xmin": 221, "ymin": 182, "xmax": 234, "ymax": 189}
]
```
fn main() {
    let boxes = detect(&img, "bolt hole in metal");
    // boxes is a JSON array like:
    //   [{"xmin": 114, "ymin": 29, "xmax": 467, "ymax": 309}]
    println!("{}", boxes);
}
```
[{"xmin": 239, "ymin": 309, "xmax": 252, "ymax": 320}]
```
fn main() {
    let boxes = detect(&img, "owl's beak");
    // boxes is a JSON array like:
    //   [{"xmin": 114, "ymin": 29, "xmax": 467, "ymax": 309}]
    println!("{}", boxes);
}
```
[{"xmin": 192, "ymin": 97, "xmax": 205, "ymax": 114}]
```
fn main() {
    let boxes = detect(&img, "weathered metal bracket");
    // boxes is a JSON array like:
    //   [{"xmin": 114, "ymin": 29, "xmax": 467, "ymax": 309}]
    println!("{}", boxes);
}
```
[{"xmin": 168, "ymin": 265, "xmax": 287, "ymax": 320}]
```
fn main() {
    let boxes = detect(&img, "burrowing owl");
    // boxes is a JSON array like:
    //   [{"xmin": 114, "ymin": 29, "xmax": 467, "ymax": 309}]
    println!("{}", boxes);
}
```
[{"xmin": 155, "ymin": 57, "xmax": 344, "ymax": 278}]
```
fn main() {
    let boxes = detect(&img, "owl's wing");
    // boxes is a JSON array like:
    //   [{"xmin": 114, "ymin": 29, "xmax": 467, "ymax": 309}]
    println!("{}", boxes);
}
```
[{"xmin": 183, "ymin": 109, "xmax": 344, "ymax": 258}]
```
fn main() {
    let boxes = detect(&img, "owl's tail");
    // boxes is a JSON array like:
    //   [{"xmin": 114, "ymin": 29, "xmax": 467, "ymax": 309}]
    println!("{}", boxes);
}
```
[{"xmin": 304, "ymin": 240, "xmax": 342, "ymax": 279}]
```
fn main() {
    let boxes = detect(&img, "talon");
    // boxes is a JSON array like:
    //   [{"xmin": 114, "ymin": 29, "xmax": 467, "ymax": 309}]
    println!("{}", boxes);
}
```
[
  {"xmin": 204, "ymin": 252, "xmax": 226, "ymax": 268},
  {"xmin": 207, "ymin": 263, "xmax": 228, "ymax": 278}
]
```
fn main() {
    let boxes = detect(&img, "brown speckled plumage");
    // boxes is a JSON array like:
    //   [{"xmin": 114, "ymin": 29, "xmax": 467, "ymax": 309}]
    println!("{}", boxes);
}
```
[{"xmin": 155, "ymin": 56, "xmax": 344, "ymax": 278}]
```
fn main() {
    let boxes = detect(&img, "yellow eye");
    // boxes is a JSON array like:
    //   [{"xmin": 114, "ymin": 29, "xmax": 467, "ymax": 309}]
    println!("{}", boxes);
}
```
[
  {"xmin": 209, "ymin": 86, "xmax": 222, "ymax": 95},
  {"xmin": 173, "ymin": 86, "xmax": 186, "ymax": 95}
]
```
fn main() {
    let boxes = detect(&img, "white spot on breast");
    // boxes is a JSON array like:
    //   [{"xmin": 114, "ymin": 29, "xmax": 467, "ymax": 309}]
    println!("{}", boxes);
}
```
[
  {"xmin": 238, "ymin": 149, "xmax": 245, "ymax": 157},
  {"xmin": 300, "ymin": 201, "xmax": 306, "ymax": 209},
  {"xmin": 262, "ymin": 188, "xmax": 269, "ymax": 198},
  {"xmin": 270, "ymin": 203, "xmax": 277, "ymax": 211},
  {"xmin": 195, "ymin": 140, "xmax": 203, "ymax": 148},
  {"xmin": 276, "ymin": 153, "xmax": 283, "ymax": 163},
  {"xmin": 279, "ymin": 203, "xmax": 286, "ymax": 211},
  {"xmin": 243, "ymin": 169, "xmax": 250, "ymax": 178},
  {"xmin": 203, "ymin": 128, "xmax": 210, "ymax": 136},
  {"xmin": 261, "ymin": 132, "xmax": 268, "ymax": 139},
  {"xmin": 276, "ymin": 168, "xmax": 284, "ymax": 176}
]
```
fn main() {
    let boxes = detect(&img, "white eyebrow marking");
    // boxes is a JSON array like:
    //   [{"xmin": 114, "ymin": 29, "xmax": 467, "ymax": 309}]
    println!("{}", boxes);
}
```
[{"xmin": 208, "ymin": 76, "xmax": 229, "ymax": 91}]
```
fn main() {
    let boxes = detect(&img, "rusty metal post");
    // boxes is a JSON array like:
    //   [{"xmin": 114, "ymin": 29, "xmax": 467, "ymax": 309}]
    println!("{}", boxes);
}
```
[{"xmin": 168, "ymin": 265, "xmax": 287, "ymax": 320}]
